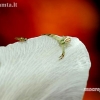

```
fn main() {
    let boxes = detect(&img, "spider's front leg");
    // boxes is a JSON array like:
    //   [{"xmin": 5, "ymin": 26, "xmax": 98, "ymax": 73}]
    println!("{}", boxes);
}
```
[
  {"xmin": 42, "ymin": 33, "xmax": 55, "ymax": 38},
  {"xmin": 59, "ymin": 45, "xmax": 65, "ymax": 60},
  {"xmin": 42, "ymin": 34, "xmax": 60, "ymax": 41}
]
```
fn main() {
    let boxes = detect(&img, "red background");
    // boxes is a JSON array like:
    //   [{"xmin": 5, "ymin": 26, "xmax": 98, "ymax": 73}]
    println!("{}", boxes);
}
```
[{"xmin": 0, "ymin": 0, "xmax": 100, "ymax": 99}]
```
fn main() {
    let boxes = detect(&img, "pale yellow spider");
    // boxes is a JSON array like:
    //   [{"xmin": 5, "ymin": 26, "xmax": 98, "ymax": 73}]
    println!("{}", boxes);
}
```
[{"xmin": 43, "ymin": 34, "xmax": 71, "ymax": 60}]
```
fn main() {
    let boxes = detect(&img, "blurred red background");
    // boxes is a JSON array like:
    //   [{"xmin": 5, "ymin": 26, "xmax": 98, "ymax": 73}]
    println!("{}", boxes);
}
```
[{"xmin": 0, "ymin": 0, "xmax": 100, "ymax": 99}]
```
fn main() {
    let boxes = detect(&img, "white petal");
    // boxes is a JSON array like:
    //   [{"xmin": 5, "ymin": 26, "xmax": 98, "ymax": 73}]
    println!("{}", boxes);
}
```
[{"xmin": 0, "ymin": 36, "xmax": 91, "ymax": 100}]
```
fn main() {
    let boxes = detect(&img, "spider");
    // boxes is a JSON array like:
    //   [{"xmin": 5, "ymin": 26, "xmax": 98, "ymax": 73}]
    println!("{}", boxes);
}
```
[{"xmin": 42, "ymin": 34, "xmax": 71, "ymax": 60}]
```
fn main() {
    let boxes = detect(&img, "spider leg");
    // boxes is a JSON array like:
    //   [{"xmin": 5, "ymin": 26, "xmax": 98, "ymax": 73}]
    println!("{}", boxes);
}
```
[{"xmin": 59, "ymin": 45, "xmax": 65, "ymax": 60}]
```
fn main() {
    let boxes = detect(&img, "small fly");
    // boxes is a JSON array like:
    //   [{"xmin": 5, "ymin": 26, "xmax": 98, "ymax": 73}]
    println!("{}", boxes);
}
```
[{"xmin": 15, "ymin": 37, "xmax": 27, "ymax": 42}]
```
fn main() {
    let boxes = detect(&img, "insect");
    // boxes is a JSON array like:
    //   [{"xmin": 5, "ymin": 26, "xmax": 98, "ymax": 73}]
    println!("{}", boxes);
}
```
[
  {"xmin": 42, "ymin": 34, "xmax": 71, "ymax": 60},
  {"xmin": 15, "ymin": 37, "xmax": 27, "ymax": 42}
]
